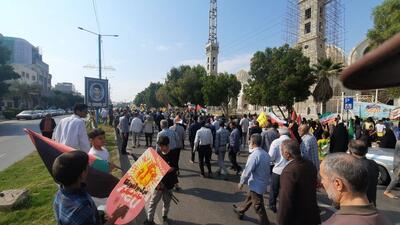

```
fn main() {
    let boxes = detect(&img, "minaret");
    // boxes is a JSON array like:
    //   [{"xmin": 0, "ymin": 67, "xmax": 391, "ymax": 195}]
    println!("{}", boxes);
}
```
[
  {"xmin": 297, "ymin": 0, "xmax": 326, "ymax": 65},
  {"xmin": 206, "ymin": 0, "xmax": 218, "ymax": 75}
]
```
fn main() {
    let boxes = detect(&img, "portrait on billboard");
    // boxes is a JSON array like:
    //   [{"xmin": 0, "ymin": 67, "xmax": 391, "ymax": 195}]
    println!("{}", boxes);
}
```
[{"xmin": 85, "ymin": 77, "xmax": 109, "ymax": 108}]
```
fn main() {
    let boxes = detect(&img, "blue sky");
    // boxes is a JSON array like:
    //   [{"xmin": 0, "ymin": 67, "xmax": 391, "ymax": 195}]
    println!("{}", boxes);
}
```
[{"xmin": 0, "ymin": 0, "xmax": 383, "ymax": 102}]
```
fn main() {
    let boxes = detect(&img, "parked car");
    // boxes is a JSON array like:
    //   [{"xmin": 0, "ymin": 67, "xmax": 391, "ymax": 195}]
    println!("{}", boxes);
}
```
[
  {"xmin": 366, "ymin": 147, "xmax": 395, "ymax": 185},
  {"xmin": 16, "ymin": 110, "xmax": 41, "ymax": 120},
  {"xmin": 34, "ymin": 110, "xmax": 46, "ymax": 118}
]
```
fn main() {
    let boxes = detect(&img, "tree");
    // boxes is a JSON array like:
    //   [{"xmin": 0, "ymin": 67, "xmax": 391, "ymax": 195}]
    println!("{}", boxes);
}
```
[
  {"xmin": 7, "ymin": 81, "xmax": 41, "ymax": 109},
  {"xmin": 367, "ymin": 0, "xmax": 400, "ymax": 49},
  {"xmin": 244, "ymin": 44, "xmax": 314, "ymax": 118},
  {"xmin": 312, "ymin": 58, "xmax": 343, "ymax": 113},
  {"xmin": 202, "ymin": 73, "xmax": 241, "ymax": 116},
  {"xmin": 164, "ymin": 65, "xmax": 206, "ymax": 106},
  {"xmin": 0, "ymin": 42, "xmax": 20, "ymax": 98},
  {"xmin": 155, "ymin": 85, "xmax": 170, "ymax": 107},
  {"xmin": 133, "ymin": 82, "xmax": 163, "ymax": 108},
  {"xmin": 367, "ymin": 0, "xmax": 400, "ymax": 98}
]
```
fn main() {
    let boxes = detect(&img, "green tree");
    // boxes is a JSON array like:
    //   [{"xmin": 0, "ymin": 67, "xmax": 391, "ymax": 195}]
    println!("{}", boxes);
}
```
[
  {"xmin": 367, "ymin": 0, "xmax": 400, "ymax": 98},
  {"xmin": 367, "ymin": 0, "xmax": 400, "ymax": 48},
  {"xmin": 155, "ymin": 85, "xmax": 170, "ymax": 107},
  {"xmin": 0, "ymin": 42, "xmax": 20, "ymax": 98},
  {"xmin": 244, "ymin": 44, "xmax": 314, "ymax": 118},
  {"xmin": 202, "ymin": 73, "xmax": 241, "ymax": 116},
  {"xmin": 164, "ymin": 65, "xmax": 206, "ymax": 106},
  {"xmin": 133, "ymin": 82, "xmax": 163, "ymax": 108},
  {"xmin": 7, "ymin": 81, "xmax": 41, "ymax": 109},
  {"xmin": 312, "ymin": 58, "xmax": 343, "ymax": 113}
]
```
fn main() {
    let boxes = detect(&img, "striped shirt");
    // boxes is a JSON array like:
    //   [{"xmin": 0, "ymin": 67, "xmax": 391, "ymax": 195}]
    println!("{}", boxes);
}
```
[{"xmin": 301, "ymin": 133, "xmax": 320, "ymax": 171}]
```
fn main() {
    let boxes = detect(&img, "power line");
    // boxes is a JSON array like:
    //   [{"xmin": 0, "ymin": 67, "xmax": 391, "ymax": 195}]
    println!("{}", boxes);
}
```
[{"xmin": 92, "ymin": 0, "xmax": 101, "ymax": 33}]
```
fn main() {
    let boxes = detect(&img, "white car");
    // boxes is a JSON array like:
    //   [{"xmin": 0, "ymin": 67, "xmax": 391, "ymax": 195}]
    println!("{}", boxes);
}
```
[
  {"xmin": 16, "ymin": 110, "xmax": 41, "ymax": 120},
  {"xmin": 366, "ymin": 147, "xmax": 395, "ymax": 185}
]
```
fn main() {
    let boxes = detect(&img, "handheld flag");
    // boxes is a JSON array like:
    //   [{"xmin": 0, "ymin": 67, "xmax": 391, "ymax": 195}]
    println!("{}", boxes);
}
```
[
  {"xmin": 257, "ymin": 112, "xmax": 268, "ymax": 128},
  {"xmin": 24, "ymin": 129, "xmax": 119, "ymax": 198},
  {"xmin": 319, "ymin": 112, "xmax": 336, "ymax": 125},
  {"xmin": 106, "ymin": 148, "xmax": 171, "ymax": 224}
]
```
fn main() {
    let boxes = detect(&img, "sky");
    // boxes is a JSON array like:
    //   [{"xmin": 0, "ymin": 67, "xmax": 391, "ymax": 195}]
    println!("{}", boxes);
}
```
[{"xmin": 0, "ymin": 0, "xmax": 384, "ymax": 102}]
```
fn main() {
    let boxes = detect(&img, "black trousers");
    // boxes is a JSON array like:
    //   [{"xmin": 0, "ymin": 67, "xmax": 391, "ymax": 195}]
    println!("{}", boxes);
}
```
[
  {"xmin": 173, "ymin": 148, "xmax": 182, "ymax": 172},
  {"xmin": 145, "ymin": 133, "xmax": 153, "ymax": 146},
  {"xmin": 121, "ymin": 132, "xmax": 129, "ymax": 154},
  {"xmin": 238, "ymin": 191, "xmax": 270, "ymax": 225},
  {"xmin": 41, "ymin": 131, "xmax": 53, "ymax": 139},
  {"xmin": 190, "ymin": 141, "xmax": 195, "ymax": 162},
  {"xmin": 229, "ymin": 148, "xmax": 241, "ymax": 171},
  {"xmin": 269, "ymin": 172, "xmax": 280, "ymax": 207},
  {"xmin": 198, "ymin": 145, "xmax": 212, "ymax": 174}
]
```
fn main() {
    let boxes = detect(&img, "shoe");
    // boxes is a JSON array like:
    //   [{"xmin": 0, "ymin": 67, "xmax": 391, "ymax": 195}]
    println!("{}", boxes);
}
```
[
  {"xmin": 200, "ymin": 173, "xmax": 206, "ymax": 178},
  {"xmin": 162, "ymin": 216, "xmax": 170, "ymax": 225},
  {"xmin": 174, "ymin": 185, "xmax": 182, "ymax": 192},
  {"xmin": 269, "ymin": 205, "xmax": 277, "ymax": 213},
  {"xmin": 207, "ymin": 172, "xmax": 213, "ymax": 178},
  {"xmin": 189, "ymin": 160, "xmax": 194, "ymax": 164},
  {"xmin": 232, "ymin": 206, "xmax": 244, "ymax": 220},
  {"xmin": 143, "ymin": 220, "xmax": 155, "ymax": 225}
]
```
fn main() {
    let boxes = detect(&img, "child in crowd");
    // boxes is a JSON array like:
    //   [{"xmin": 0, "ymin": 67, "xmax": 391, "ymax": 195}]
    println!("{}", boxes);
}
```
[
  {"xmin": 317, "ymin": 131, "xmax": 330, "ymax": 161},
  {"xmin": 52, "ymin": 151, "xmax": 128, "ymax": 225},
  {"xmin": 88, "ymin": 128, "xmax": 118, "ymax": 172},
  {"xmin": 145, "ymin": 136, "xmax": 178, "ymax": 225}
]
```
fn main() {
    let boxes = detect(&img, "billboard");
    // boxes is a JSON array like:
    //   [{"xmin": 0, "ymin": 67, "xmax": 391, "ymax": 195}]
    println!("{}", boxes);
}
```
[
  {"xmin": 352, "ymin": 101, "xmax": 395, "ymax": 119},
  {"xmin": 85, "ymin": 77, "xmax": 109, "ymax": 108}
]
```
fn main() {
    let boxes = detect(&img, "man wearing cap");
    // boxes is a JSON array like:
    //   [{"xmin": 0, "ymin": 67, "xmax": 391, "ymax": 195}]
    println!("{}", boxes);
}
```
[
  {"xmin": 268, "ymin": 127, "xmax": 291, "ymax": 213},
  {"xmin": 170, "ymin": 116, "xmax": 185, "ymax": 176}
]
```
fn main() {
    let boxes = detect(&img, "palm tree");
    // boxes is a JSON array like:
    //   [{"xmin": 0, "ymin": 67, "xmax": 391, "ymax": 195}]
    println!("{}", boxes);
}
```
[{"xmin": 312, "ymin": 58, "xmax": 344, "ymax": 113}]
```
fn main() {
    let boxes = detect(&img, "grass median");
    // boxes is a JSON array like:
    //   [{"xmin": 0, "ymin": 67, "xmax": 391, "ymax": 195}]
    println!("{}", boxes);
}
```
[{"xmin": 0, "ymin": 124, "xmax": 119, "ymax": 225}]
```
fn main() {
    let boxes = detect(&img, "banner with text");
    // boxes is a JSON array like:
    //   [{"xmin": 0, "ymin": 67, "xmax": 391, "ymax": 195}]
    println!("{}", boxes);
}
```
[{"xmin": 106, "ymin": 148, "xmax": 170, "ymax": 224}]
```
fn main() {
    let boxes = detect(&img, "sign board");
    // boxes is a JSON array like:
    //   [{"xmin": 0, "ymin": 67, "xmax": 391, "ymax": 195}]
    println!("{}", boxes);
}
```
[
  {"xmin": 344, "ymin": 97, "xmax": 354, "ymax": 110},
  {"xmin": 352, "ymin": 101, "xmax": 395, "ymax": 119},
  {"xmin": 85, "ymin": 77, "xmax": 109, "ymax": 108},
  {"xmin": 106, "ymin": 148, "xmax": 170, "ymax": 224}
]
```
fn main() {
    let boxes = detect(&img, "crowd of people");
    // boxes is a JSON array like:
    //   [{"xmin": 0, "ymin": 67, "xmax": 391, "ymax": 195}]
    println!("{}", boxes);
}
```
[{"xmin": 40, "ymin": 103, "xmax": 399, "ymax": 225}]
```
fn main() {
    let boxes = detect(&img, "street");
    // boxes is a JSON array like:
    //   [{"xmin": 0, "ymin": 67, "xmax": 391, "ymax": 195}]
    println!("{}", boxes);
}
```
[
  {"xmin": 126, "ymin": 136, "xmax": 400, "ymax": 225},
  {"xmin": 0, "ymin": 116, "xmax": 66, "ymax": 171},
  {"xmin": 0, "ymin": 119, "xmax": 398, "ymax": 224}
]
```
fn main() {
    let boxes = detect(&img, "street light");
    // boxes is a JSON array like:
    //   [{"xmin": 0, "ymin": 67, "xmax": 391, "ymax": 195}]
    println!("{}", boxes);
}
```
[{"xmin": 77, "ymin": 27, "xmax": 118, "ymax": 79}]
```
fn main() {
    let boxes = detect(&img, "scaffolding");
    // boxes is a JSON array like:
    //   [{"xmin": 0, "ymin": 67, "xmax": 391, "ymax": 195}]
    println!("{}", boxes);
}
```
[{"xmin": 284, "ymin": 0, "xmax": 345, "ymax": 64}]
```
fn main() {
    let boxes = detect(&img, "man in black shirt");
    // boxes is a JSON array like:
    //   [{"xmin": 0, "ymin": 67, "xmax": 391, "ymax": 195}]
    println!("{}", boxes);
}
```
[
  {"xmin": 348, "ymin": 140, "xmax": 379, "ymax": 206},
  {"xmin": 188, "ymin": 116, "xmax": 201, "ymax": 163},
  {"xmin": 145, "ymin": 136, "xmax": 178, "ymax": 225}
]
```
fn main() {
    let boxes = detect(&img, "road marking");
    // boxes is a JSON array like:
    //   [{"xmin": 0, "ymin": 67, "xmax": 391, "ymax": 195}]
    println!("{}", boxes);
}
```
[{"xmin": 0, "ymin": 153, "xmax": 6, "ymax": 159}]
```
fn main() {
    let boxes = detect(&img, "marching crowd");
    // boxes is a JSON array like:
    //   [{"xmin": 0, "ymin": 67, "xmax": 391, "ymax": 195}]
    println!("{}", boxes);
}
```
[{"xmin": 41, "ymin": 103, "xmax": 399, "ymax": 225}]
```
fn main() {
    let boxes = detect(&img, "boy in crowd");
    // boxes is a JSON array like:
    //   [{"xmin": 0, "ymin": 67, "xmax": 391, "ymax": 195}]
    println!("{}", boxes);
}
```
[
  {"xmin": 145, "ymin": 136, "xmax": 178, "ymax": 225},
  {"xmin": 52, "ymin": 151, "xmax": 128, "ymax": 225},
  {"xmin": 88, "ymin": 128, "xmax": 119, "ymax": 173}
]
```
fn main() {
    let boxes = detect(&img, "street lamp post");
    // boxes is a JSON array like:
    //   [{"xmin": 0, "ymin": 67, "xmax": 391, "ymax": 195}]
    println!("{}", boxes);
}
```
[
  {"xmin": 78, "ymin": 27, "xmax": 118, "ymax": 125},
  {"xmin": 78, "ymin": 27, "xmax": 118, "ymax": 80}
]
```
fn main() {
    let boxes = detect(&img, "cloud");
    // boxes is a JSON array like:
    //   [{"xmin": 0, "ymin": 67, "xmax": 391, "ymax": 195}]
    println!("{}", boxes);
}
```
[
  {"xmin": 156, "ymin": 45, "xmax": 170, "ymax": 51},
  {"xmin": 179, "ymin": 53, "xmax": 252, "ymax": 73}
]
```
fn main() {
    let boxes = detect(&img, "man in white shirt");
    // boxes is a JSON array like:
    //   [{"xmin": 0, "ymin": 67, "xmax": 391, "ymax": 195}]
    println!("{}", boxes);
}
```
[
  {"xmin": 130, "ymin": 113, "xmax": 144, "ymax": 148},
  {"xmin": 194, "ymin": 119, "xmax": 214, "ymax": 178},
  {"xmin": 268, "ymin": 127, "xmax": 291, "ymax": 213},
  {"xmin": 239, "ymin": 114, "xmax": 250, "ymax": 148},
  {"xmin": 54, "ymin": 104, "xmax": 90, "ymax": 153}
]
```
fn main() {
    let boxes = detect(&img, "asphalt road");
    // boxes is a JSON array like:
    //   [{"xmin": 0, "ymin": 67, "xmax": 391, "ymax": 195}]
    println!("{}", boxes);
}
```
[
  {"xmin": 0, "ymin": 115, "xmax": 66, "ymax": 171},
  {"xmin": 126, "ymin": 135, "xmax": 400, "ymax": 225}
]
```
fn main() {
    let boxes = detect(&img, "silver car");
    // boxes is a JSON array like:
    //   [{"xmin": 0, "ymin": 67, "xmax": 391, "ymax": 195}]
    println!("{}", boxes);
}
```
[{"xmin": 366, "ymin": 147, "xmax": 394, "ymax": 185}]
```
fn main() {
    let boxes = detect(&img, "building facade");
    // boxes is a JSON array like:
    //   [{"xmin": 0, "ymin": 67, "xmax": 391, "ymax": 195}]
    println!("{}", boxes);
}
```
[{"xmin": 55, "ymin": 82, "xmax": 76, "ymax": 94}]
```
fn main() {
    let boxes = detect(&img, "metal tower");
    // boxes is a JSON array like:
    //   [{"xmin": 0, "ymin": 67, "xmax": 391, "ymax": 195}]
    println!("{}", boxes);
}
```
[{"xmin": 206, "ymin": 0, "xmax": 219, "ymax": 75}]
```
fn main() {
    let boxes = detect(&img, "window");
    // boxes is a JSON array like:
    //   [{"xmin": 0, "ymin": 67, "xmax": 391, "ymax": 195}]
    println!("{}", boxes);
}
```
[
  {"xmin": 213, "ymin": 64, "xmax": 215, "ymax": 70},
  {"xmin": 304, "ymin": 22, "xmax": 311, "ymax": 34},
  {"xmin": 213, "ymin": 57, "xmax": 216, "ymax": 63},
  {"xmin": 207, "ymin": 64, "xmax": 209, "ymax": 70},
  {"xmin": 32, "ymin": 76, "xmax": 36, "ymax": 81},
  {"xmin": 319, "ymin": 22, "xmax": 323, "ymax": 32},
  {"xmin": 305, "ymin": 8, "xmax": 311, "ymax": 19},
  {"xmin": 304, "ymin": 45, "xmax": 309, "ymax": 49},
  {"xmin": 207, "ymin": 57, "xmax": 210, "ymax": 63}
]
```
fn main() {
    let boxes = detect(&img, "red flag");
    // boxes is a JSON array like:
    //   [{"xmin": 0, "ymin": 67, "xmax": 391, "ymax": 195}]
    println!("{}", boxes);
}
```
[
  {"xmin": 297, "ymin": 114, "xmax": 302, "ymax": 124},
  {"xmin": 24, "ymin": 129, "xmax": 119, "ymax": 198},
  {"xmin": 291, "ymin": 110, "xmax": 297, "ymax": 122}
]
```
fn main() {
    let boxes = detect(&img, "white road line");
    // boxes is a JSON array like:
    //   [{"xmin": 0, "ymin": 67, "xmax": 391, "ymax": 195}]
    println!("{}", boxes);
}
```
[{"xmin": 0, "ymin": 153, "xmax": 6, "ymax": 159}]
